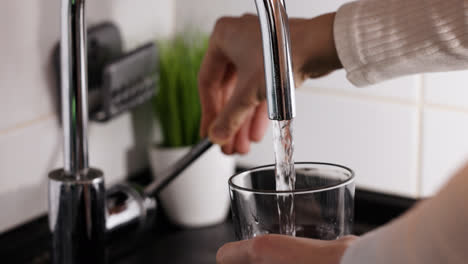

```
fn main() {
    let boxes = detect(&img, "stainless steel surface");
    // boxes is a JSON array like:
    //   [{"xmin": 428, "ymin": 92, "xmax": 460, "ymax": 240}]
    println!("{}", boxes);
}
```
[
  {"xmin": 61, "ymin": 0, "xmax": 89, "ymax": 173},
  {"xmin": 49, "ymin": 169, "xmax": 107, "ymax": 264},
  {"xmin": 255, "ymin": 0, "xmax": 296, "ymax": 121},
  {"xmin": 105, "ymin": 138, "xmax": 213, "ymax": 236},
  {"xmin": 144, "ymin": 138, "xmax": 213, "ymax": 196},
  {"xmin": 49, "ymin": 1, "xmax": 107, "ymax": 263},
  {"xmin": 106, "ymin": 183, "xmax": 157, "ymax": 234}
]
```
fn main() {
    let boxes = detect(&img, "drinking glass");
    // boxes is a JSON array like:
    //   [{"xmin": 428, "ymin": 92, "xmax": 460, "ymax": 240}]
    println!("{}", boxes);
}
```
[{"xmin": 229, "ymin": 162, "xmax": 355, "ymax": 240}]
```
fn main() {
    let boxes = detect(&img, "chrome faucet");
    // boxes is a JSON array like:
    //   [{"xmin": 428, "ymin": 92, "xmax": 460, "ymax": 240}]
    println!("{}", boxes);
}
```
[
  {"xmin": 255, "ymin": 0, "xmax": 296, "ymax": 121},
  {"xmin": 48, "ymin": 0, "xmax": 107, "ymax": 262},
  {"xmin": 48, "ymin": 0, "xmax": 296, "ymax": 263},
  {"xmin": 49, "ymin": 0, "xmax": 156, "ymax": 263}
]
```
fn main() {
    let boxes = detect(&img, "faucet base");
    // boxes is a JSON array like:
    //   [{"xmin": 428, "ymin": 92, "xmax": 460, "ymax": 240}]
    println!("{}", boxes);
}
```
[
  {"xmin": 48, "ymin": 168, "xmax": 107, "ymax": 264},
  {"xmin": 106, "ymin": 183, "xmax": 157, "ymax": 239}
]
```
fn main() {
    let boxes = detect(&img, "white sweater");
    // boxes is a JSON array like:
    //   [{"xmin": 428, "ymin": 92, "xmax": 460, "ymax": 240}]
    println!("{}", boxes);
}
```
[
  {"xmin": 334, "ymin": 0, "xmax": 468, "ymax": 263},
  {"xmin": 335, "ymin": 0, "xmax": 468, "ymax": 87}
]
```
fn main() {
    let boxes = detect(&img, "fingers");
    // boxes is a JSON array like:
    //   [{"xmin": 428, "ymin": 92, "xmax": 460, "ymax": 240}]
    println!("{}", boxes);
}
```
[
  {"xmin": 217, "ymin": 235, "xmax": 283, "ymax": 264},
  {"xmin": 209, "ymin": 77, "xmax": 259, "ymax": 145},
  {"xmin": 216, "ymin": 240, "xmax": 252, "ymax": 264},
  {"xmin": 221, "ymin": 110, "xmax": 253, "ymax": 155},
  {"xmin": 198, "ymin": 37, "xmax": 231, "ymax": 137},
  {"xmin": 221, "ymin": 121, "xmax": 251, "ymax": 155},
  {"xmin": 218, "ymin": 90, "xmax": 267, "ymax": 155},
  {"xmin": 234, "ymin": 110, "xmax": 254, "ymax": 154},
  {"xmin": 220, "ymin": 66, "xmax": 239, "ymax": 155},
  {"xmin": 221, "ymin": 140, "xmax": 235, "ymax": 155},
  {"xmin": 217, "ymin": 235, "xmax": 355, "ymax": 264},
  {"xmin": 249, "ymin": 102, "xmax": 269, "ymax": 142},
  {"xmin": 199, "ymin": 15, "xmax": 268, "ymax": 154}
]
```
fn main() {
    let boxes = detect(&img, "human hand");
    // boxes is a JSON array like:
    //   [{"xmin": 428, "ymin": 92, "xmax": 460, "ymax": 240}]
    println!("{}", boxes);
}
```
[
  {"xmin": 216, "ymin": 234, "xmax": 357, "ymax": 264},
  {"xmin": 199, "ymin": 13, "xmax": 341, "ymax": 154}
]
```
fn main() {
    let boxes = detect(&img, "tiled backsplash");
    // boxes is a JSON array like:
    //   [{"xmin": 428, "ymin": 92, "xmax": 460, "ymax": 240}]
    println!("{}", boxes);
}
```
[
  {"xmin": 1, "ymin": 0, "xmax": 468, "ymax": 233},
  {"xmin": 237, "ymin": 86, "xmax": 421, "ymax": 197},
  {"xmin": 421, "ymin": 108, "xmax": 468, "ymax": 196},
  {"xmin": 305, "ymin": 71, "xmax": 420, "ymax": 103}
]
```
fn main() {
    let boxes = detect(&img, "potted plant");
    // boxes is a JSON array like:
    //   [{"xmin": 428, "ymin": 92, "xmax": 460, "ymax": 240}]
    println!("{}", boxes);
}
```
[{"xmin": 149, "ymin": 33, "xmax": 235, "ymax": 228}]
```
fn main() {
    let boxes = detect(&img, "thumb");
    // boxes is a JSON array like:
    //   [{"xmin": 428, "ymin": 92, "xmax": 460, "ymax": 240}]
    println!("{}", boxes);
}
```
[{"xmin": 209, "ymin": 80, "xmax": 261, "ymax": 145}]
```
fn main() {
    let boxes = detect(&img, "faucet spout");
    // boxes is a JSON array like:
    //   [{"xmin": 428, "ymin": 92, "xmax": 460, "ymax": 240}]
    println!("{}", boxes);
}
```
[
  {"xmin": 255, "ymin": 0, "xmax": 296, "ymax": 121},
  {"xmin": 61, "ymin": 0, "xmax": 89, "ymax": 174}
]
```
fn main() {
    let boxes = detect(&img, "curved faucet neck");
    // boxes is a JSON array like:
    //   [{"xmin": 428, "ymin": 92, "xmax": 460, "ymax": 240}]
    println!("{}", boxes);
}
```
[{"xmin": 255, "ymin": 0, "xmax": 296, "ymax": 121}]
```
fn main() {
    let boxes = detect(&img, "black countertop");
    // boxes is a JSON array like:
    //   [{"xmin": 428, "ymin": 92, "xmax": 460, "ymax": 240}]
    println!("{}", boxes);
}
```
[
  {"xmin": 0, "ymin": 168, "xmax": 416, "ymax": 264},
  {"xmin": 115, "ymin": 221, "xmax": 235, "ymax": 264},
  {"xmin": 112, "ymin": 215, "xmax": 379, "ymax": 264}
]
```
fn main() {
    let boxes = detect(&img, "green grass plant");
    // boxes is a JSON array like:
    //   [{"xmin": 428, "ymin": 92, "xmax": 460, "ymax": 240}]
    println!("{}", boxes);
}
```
[{"xmin": 154, "ymin": 33, "xmax": 208, "ymax": 147}]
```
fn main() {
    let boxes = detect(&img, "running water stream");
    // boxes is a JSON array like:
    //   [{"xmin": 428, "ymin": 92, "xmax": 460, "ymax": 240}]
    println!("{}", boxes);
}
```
[{"xmin": 272, "ymin": 120, "xmax": 296, "ymax": 236}]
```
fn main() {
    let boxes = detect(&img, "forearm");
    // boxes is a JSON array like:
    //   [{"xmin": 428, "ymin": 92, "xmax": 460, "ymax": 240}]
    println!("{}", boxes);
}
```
[
  {"xmin": 289, "ymin": 13, "xmax": 343, "ymax": 83},
  {"xmin": 334, "ymin": 0, "xmax": 468, "ymax": 87},
  {"xmin": 341, "ymin": 161, "xmax": 468, "ymax": 264}
]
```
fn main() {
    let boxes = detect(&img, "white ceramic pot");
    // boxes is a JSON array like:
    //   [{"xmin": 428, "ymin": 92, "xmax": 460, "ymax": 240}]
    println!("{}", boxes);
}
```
[{"xmin": 148, "ymin": 144, "xmax": 235, "ymax": 228}]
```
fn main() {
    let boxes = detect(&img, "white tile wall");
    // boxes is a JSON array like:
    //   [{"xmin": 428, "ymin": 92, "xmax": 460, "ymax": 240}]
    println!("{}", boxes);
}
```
[
  {"xmin": 0, "ymin": 1, "xmax": 58, "ymax": 132},
  {"xmin": 88, "ymin": 0, "xmax": 175, "ymax": 49},
  {"xmin": 420, "ymin": 71, "xmax": 468, "ymax": 196},
  {"xmin": 0, "ymin": 0, "xmax": 174, "ymax": 233},
  {"xmin": 304, "ymin": 71, "xmax": 420, "ymax": 102},
  {"xmin": 424, "ymin": 71, "xmax": 468, "ymax": 109},
  {"xmin": 421, "ymin": 108, "xmax": 468, "ymax": 196},
  {"xmin": 238, "ymin": 89, "xmax": 420, "ymax": 197},
  {"xmin": 0, "ymin": 117, "xmax": 61, "ymax": 231}
]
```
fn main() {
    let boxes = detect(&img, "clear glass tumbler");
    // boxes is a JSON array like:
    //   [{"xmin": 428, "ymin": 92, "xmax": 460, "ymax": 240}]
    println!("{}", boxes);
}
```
[{"xmin": 229, "ymin": 162, "xmax": 355, "ymax": 240}]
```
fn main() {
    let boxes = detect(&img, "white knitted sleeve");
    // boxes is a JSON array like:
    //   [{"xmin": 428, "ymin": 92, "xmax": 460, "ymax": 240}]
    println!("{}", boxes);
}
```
[{"xmin": 334, "ymin": 0, "xmax": 468, "ymax": 87}]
